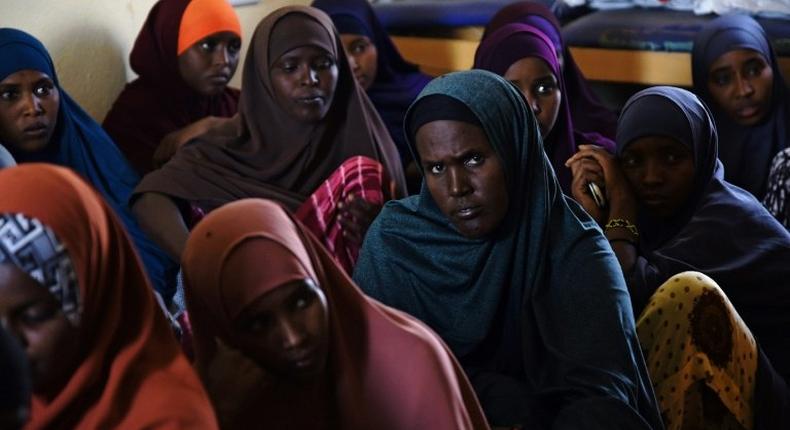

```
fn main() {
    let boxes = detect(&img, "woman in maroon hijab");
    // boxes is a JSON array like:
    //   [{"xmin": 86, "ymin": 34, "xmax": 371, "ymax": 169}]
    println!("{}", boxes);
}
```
[
  {"xmin": 103, "ymin": 0, "xmax": 242, "ymax": 175},
  {"xmin": 181, "ymin": 198, "xmax": 489, "ymax": 429}
]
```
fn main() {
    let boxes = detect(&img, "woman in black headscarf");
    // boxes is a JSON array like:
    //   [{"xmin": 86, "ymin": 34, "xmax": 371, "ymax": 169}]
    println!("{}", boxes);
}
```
[
  {"xmin": 568, "ymin": 86, "xmax": 790, "ymax": 429},
  {"xmin": 692, "ymin": 14, "xmax": 789, "ymax": 199}
]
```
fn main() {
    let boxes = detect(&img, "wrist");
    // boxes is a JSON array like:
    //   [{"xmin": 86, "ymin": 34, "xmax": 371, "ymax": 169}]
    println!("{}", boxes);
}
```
[{"xmin": 604, "ymin": 218, "xmax": 639, "ymax": 244}]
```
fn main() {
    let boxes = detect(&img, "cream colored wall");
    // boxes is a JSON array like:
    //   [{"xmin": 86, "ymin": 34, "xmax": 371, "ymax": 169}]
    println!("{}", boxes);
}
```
[{"xmin": 0, "ymin": 0, "xmax": 308, "ymax": 121}]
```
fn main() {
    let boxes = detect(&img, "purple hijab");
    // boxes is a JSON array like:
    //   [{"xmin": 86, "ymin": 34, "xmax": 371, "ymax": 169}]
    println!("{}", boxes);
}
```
[
  {"xmin": 692, "ymin": 14, "xmax": 790, "ymax": 200},
  {"xmin": 484, "ymin": 2, "xmax": 618, "ymax": 140},
  {"xmin": 312, "ymin": 0, "xmax": 431, "ymax": 168},
  {"xmin": 474, "ymin": 23, "xmax": 614, "ymax": 193},
  {"xmin": 618, "ymin": 87, "xmax": 790, "ymax": 389}
]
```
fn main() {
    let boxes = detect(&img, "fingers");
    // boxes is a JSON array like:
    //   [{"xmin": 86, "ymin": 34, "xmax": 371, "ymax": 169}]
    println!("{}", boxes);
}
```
[
  {"xmin": 565, "ymin": 145, "xmax": 610, "ymax": 167},
  {"xmin": 337, "ymin": 194, "xmax": 382, "ymax": 245}
]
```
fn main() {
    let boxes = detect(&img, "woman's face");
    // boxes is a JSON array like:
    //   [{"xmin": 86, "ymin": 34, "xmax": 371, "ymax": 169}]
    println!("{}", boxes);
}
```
[
  {"xmin": 620, "ymin": 136, "xmax": 696, "ymax": 218},
  {"xmin": 706, "ymin": 48, "xmax": 773, "ymax": 126},
  {"xmin": 224, "ymin": 241, "xmax": 330, "ymax": 381},
  {"xmin": 416, "ymin": 120, "xmax": 509, "ymax": 239},
  {"xmin": 0, "ymin": 263, "xmax": 80, "ymax": 399},
  {"xmin": 178, "ymin": 31, "xmax": 241, "ymax": 97},
  {"xmin": 503, "ymin": 57, "xmax": 561, "ymax": 138},
  {"xmin": 339, "ymin": 34, "xmax": 378, "ymax": 90},
  {"xmin": 270, "ymin": 46, "xmax": 339, "ymax": 123},
  {"xmin": 0, "ymin": 70, "xmax": 59, "ymax": 153}
]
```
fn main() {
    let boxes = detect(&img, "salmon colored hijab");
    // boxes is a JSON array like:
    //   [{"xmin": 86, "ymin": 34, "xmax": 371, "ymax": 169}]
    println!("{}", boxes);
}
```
[
  {"xmin": 0, "ymin": 164, "xmax": 217, "ymax": 429},
  {"xmin": 182, "ymin": 198, "xmax": 489, "ymax": 429},
  {"xmin": 134, "ymin": 6, "xmax": 407, "ymax": 211}
]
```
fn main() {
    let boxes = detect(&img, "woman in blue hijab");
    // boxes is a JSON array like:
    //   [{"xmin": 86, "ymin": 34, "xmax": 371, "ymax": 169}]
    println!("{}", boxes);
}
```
[
  {"xmin": 0, "ymin": 29, "xmax": 175, "ymax": 298},
  {"xmin": 569, "ymin": 86, "xmax": 790, "ymax": 429},
  {"xmin": 692, "ymin": 15, "xmax": 789, "ymax": 199},
  {"xmin": 353, "ymin": 69, "xmax": 662, "ymax": 429}
]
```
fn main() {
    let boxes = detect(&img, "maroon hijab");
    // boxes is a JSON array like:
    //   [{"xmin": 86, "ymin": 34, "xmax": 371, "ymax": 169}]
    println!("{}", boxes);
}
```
[
  {"xmin": 475, "ymin": 23, "xmax": 614, "ymax": 192},
  {"xmin": 133, "ymin": 6, "xmax": 406, "ymax": 212},
  {"xmin": 102, "ymin": 0, "xmax": 240, "ymax": 175},
  {"xmin": 484, "ymin": 2, "xmax": 618, "ymax": 140}
]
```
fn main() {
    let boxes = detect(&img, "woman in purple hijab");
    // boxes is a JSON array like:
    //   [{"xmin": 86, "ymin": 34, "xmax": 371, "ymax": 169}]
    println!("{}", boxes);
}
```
[
  {"xmin": 692, "ymin": 14, "xmax": 789, "ymax": 200},
  {"xmin": 474, "ymin": 23, "xmax": 614, "ymax": 194},
  {"xmin": 569, "ymin": 86, "xmax": 790, "ymax": 429},
  {"xmin": 313, "ymin": 0, "xmax": 431, "ymax": 191},
  {"xmin": 484, "ymin": 2, "xmax": 618, "ymax": 140}
]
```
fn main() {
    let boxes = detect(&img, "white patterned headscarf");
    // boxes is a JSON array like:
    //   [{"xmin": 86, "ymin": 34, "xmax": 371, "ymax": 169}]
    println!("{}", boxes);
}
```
[{"xmin": 0, "ymin": 213, "xmax": 80, "ymax": 325}]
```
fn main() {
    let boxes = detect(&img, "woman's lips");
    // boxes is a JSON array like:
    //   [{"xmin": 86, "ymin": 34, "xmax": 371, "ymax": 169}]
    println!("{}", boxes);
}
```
[
  {"xmin": 23, "ymin": 122, "xmax": 48, "ymax": 138},
  {"xmin": 207, "ymin": 74, "xmax": 230, "ymax": 85},
  {"xmin": 735, "ymin": 105, "xmax": 761, "ymax": 120},
  {"xmin": 456, "ymin": 205, "xmax": 482, "ymax": 220}
]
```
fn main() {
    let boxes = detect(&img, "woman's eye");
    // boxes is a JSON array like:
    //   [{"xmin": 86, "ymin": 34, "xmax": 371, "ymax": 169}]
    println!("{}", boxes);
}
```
[
  {"xmin": 292, "ymin": 292, "xmax": 316, "ymax": 311},
  {"xmin": 711, "ymin": 71, "xmax": 731, "ymax": 87},
  {"xmin": 315, "ymin": 57, "xmax": 334, "ymax": 70},
  {"xmin": 0, "ymin": 89, "xmax": 17, "ymax": 101},
  {"xmin": 228, "ymin": 40, "xmax": 242, "ymax": 54},
  {"xmin": 280, "ymin": 63, "xmax": 297, "ymax": 73},
  {"xmin": 534, "ymin": 81, "xmax": 556, "ymax": 96},
  {"xmin": 429, "ymin": 163, "xmax": 444, "ymax": 175},
  {"xmin": 245, "ymin": 315, "xmax": 272, "ymax": 332},
  {"xmin": 621, "ymin": 156, "xmax": 639, "ymax": 168},
  {"xmin": 744, "ymin": 62, "xmax": 764, "ymax": 77},
  {"xmin": 352, "ymin": 42, "xmax": 367, "ymax": 54},
  {"xmin": 20, "ymin": 304, "xmax": 58, "ymax": 325},
  {"xmin": 34, "ymin": 83, "xmax": 54, "ymax": 97},
  {"xmin": 465, "ymin": 154, "xmax": 483, "ymax": 167},
  {"xmin": 200, "ymin": 40, "xmax": 217, "ymax": 52}
]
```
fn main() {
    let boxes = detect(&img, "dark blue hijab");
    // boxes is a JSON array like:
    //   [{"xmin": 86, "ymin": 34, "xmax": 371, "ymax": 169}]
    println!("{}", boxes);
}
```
[
  {"xmin": 0, "ymin": 29, "xmax": 175, "ymax": 297},
  {"xmin": 618, "ymin": 86, "xmax": 790, "ymax": 384},
  {"xmin": 692, "ymin": 15, "xmax": 790, "ymax": 199},
  {"xmin": 312, "ymin": 0, "xmax": 431, "ymax": 169},
  {"xmin": 354, "ymin": 70, "xmax": 661, "ymax": 428}
]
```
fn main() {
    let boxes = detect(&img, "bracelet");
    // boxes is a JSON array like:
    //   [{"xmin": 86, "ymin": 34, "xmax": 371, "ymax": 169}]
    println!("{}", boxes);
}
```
[
  {"xmin": 608, "ymin": 237, "xmax": 637, "ymax": 246},
  {"xmin": 605, "ymin": 218, "xmax": 639, "ymax": 238}
]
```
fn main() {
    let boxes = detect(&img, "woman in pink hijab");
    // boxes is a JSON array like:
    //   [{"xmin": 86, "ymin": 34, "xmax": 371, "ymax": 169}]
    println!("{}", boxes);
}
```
[{"xmin": 180, "ymin": 198, "xmax": 489, "ymax": 429}]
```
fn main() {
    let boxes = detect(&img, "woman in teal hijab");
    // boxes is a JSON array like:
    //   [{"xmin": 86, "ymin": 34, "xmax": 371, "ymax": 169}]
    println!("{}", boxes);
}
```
[{"xmin": 354, "ymin": 70, "xmax": 662, "ymax": 429}]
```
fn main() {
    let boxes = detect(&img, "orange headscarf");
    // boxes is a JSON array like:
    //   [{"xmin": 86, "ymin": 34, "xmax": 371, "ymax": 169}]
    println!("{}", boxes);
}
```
[
  {"xmin": 178, "ymin": 0, "xmax": 242, "ymax": 54},
  {"xmin": 182, "ymin": 198, "xmax": 489, "ymax": 429},
  {"xmin": 0, "ymin": 164, "xmax": 217, "ymax": 429}
]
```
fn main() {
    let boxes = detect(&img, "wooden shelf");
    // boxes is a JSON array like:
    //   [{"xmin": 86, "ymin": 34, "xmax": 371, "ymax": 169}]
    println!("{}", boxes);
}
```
[{"xmin": 391, "ymin": 35, "xmax": 790, "ymax": 86}]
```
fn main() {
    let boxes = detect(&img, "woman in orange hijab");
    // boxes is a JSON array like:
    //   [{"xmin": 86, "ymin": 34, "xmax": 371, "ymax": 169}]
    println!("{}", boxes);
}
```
[
  {"xmin": 0, "ymin": 164, "xmax": 217, "ymax": 429},
  {"xmin": 103, "ymin": 0, "xmax": 242, "ymax": 174},
  {"xmin": 181, "ymin": 198, "xmax": 488, "ymax": 429}
]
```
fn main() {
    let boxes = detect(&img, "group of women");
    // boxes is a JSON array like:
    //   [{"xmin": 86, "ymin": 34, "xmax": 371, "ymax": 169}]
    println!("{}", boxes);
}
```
[{"xmin": 0, "ymin": 0, "xmax": 788, "ymax": 428}]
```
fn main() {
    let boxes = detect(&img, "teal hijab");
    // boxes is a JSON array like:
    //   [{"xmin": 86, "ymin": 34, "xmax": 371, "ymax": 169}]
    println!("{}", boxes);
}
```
[{"xmin": 354, "ymin": 70, "xmax": 662, "ymax": 428}]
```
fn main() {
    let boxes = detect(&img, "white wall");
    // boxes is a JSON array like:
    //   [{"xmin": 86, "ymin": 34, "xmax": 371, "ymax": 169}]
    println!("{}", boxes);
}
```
[{"xmin": 1, "ymin": 0, "xmax": 308, "ymax": 121}]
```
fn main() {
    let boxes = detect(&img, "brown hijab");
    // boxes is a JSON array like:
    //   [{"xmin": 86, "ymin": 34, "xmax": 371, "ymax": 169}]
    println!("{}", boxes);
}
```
[
  {"xmin": 181, "ymin": 198, "xmax": 489, "ymax": 429},
  {"xmin": 0, "ymin": 164, "xmax": 217, "ymax": 430},
  {"xmin": 133, "ymin": 6, "xmax": 406, "ymax": 211}
]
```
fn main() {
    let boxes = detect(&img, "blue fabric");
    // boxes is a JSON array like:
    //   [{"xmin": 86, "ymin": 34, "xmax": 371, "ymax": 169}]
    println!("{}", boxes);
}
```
[
  {"xmin": 0, "ymin": 29, "xmax": 176, "ymax": 298},
  {"xmin": 692, "ymin": 15, "xmax": 790, "ymax": 199},
  {"xmin": 563, "ymin": 9, "xmax": 790, "ymax": 55},
  {"xmin": 0, "ymin": 145, "xmax": 14, "ymax": 169},
  {"xmin": 372, "ymin": 0, "xmax": 524, "ymax": 29},
  {"xmin": 617, "ymin": 86, "xmax": 790, "ymax": 385},
  {"xmin": 354, "ymin": 70, "xmax": 662, "ymax": 428}
]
